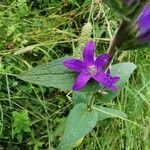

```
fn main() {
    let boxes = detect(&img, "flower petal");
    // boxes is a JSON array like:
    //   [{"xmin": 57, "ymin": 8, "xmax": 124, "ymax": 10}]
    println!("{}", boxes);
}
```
[
  {"xmin": 95, "ymin": 53, "xmax": 111, "ymax": 69},
  {"xmin": 93, "ymin": 71, "xmax": 119, "ymax": 92},
  {"xmin": 73, "ymin": 73, "xmax": 90, "ymax": 91},
  {"xmin": 111, "ymin": 76, "xmax": 120, "ymax": 83},
  {"xmin": 106, "ymin": 68, "xmax": 111, "ymax": 77},
  {"xmin": 93, "ymin": 71, "xmax": 107, "ymax": 83},
  {"xmin": 63, "ymin": 59, "xmax": 83, "ymax": 72},
  {"xmin": 83, "ymin": 40, "xmax": 95, "ymax": 63},
  {"xmin": 137, "ymin": 4, "xmax": 150, "ymax": 33}
]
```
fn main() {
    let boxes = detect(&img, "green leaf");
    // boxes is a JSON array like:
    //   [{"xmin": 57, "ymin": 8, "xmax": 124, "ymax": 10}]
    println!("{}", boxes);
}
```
[
  {"xmin": 17, "ymin": 133, "xmax": 23, "ymax": 143},
  {"xmin": 57, "ymin": 103, "xmax": 98, "ymax": 150},
  {"xmin": 72, "ymin": 92, "xmax": 92, "ymax": 105},
  {"xmin": 13, "ymin": 109, "xmax": 31, "ymax": 134},
  {"xmin": 13, "ymin": 109, "xmax": 31, "ymax": 142},
  {"xmin": 98, "ymin": 62, "xmax": 136, "ymax": 103},
  {"xmin": 54, "ymin": 118, "xmax": 67, "ymax": 137},
  {"xmin": 19, "ymin": 57, "xmax": 76, "ymax": 91},
  {"xmin": 28, "ymin": 139, "xmax": 44, "ymax": 150},
  {"xmin": 92, "ymin": 106, "xmax": 127, "ymax": 121}
]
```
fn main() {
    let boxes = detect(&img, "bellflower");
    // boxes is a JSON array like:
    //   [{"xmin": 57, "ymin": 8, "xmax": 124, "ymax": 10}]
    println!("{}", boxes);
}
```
[
  {"xmin": 104, "ymin": 68, "xmax": 120, "ymax": 91},
  {"xmin": 137, "ymin": 3, "xmax": 150, "ymax": 43},
  {"xmin": 63, "ymin": 41, "xmax": 120, "ymax": 91}
]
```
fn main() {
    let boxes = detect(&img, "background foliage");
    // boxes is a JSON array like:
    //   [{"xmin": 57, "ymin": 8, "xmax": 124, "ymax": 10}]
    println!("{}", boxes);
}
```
[{"xmin": 0, "ymin": 0, "xmax": 150, "ymax": 149}]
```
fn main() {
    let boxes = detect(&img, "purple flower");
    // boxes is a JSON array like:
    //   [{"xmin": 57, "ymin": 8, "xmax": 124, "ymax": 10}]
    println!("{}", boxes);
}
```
[
  {"xmin": 63, "ymin": 41, "xmax": 120, "ymax": 91},
  {"xmin": 105, "ymin": 69, "xmax": 120, "ymax": 91},
  {"xmin": 137, "ymin": 3, "xmax": 150, "ymax": 43}
]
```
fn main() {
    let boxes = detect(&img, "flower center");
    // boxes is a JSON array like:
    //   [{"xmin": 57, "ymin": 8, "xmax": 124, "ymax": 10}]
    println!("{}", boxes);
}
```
[{"xmin": 88, "ymin": 65, "xmax": 97, "ymax": 76}]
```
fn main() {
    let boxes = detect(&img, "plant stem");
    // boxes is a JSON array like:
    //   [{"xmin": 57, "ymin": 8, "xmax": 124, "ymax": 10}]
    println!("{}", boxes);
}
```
[
  {"xmin": 87, "ymin": 93, "xmax": 95, "ymax": 111},
  {"xmin": 106, "ymin": 20, "xmax": 129, "ymax": 67}
]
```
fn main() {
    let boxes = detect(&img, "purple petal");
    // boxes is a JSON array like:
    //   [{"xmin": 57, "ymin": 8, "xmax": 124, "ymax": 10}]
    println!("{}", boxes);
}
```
[
  {"xmin": 111, "ymin": 76, "xmax": 120, "ymax": 83},
  {"xmin": 137, "ymin": 4, "xmax": 150, "ymax": 33},
  {"xmin": 93, "ymin": 72, "xmax": 119, "ymax": 92},
  {"xmin": 103, "ymin": 78, "xmax": 119, "ymax": 91},
  {"xmin": 83, "ymin": 41, "xmax": 95, "ymax": 63},
  {"xmin": 73, "ymin": 73, "xmax": 90, "ymax": 91},
  {"xmin": 93, "ymin": 71, "xmax": 108, "ymax": 84},
  {"xmin": 95, "ymin": 54, "xmax": 111, "ymax": 69},
  {"xmin": 63, "ymin": 59, "xmax": 83, "ymax": 72},
  {"xmin": 106, "ymin": 68, "xmax": 111, "ymax": 77}
]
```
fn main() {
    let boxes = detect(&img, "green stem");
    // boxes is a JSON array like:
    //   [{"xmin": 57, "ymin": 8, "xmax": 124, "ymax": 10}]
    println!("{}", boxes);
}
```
[
  {"xmin": 87, "ymin": 93, "xmax": 95, "ymax": 111},
  {"xmin": 108, "ymin": 20, "xmax": 129, "ymax": 56},
  {"xmin": 106, "ymin": 20, "xmax": 130, "ymax": 68}
]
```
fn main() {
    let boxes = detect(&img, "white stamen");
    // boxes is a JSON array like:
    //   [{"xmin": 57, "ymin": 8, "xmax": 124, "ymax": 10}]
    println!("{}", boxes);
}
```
[{"xmin": 88, "ymin": 65, "xmax": 97, "ymax": 76}]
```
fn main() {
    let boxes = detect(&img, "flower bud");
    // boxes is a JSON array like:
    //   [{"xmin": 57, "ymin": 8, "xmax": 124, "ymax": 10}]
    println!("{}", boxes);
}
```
[
  {"xmin": 136, "ymin": 3, "xmax": 150, "ymax": 44},
  {"xmin": 119, "ymin": 3, "xmax": 150, "ymax": 50}
]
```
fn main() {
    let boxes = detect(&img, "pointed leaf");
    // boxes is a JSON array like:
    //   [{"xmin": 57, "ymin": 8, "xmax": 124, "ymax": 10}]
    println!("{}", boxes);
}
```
[
  {"xmin": 19, "ymin": 58, "xmax": 76, "ymax": 91},
  {"xmin": 57, "ymin": 103, "xmax": 98, "ymax": 150},
  {"xmin": 93, "ymin": 106, "xmax": 127, "ymax": 121}
]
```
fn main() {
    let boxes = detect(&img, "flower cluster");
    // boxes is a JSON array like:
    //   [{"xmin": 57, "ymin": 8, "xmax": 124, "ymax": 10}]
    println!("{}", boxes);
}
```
[
  {"xmin": 63, "ymin": 41, "xmax": 120, "ymax": 92},
  {"xmin": 137, "ymin": 3, "xmax": 150, "ymax": 43}
]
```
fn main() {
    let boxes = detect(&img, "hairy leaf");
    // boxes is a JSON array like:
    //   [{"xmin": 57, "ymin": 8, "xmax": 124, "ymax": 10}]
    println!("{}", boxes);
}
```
[
  {"xmin": 72, "ymin": 91, "xmax": 92, "ymax": 105},
  {"xmin": 57, "ymin": 103, "xmax": 98, "ymax": 150},
  {"xmin": 93, "ymin": 106, "xmax": 127, "ymax": 121},
  {"xmin": 19, "ymin": 57, "xmax": 75, "ymax": 91}
]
